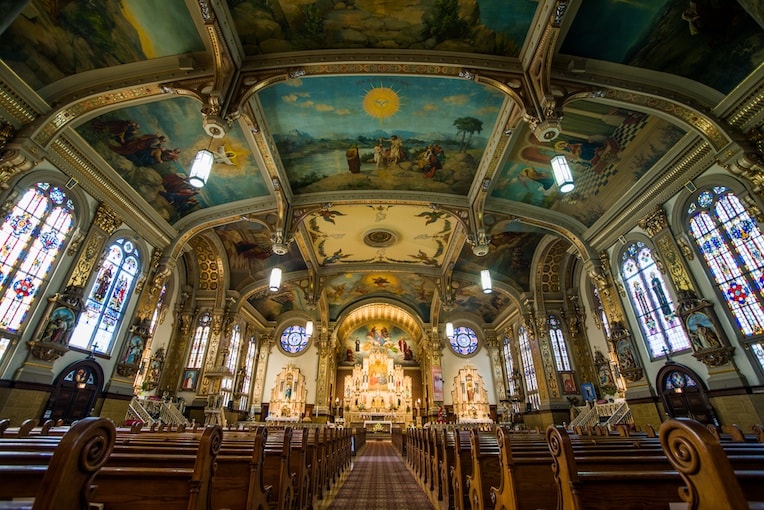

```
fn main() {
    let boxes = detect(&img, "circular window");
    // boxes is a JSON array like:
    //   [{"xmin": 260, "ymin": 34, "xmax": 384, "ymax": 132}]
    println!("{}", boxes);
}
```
[
  {"xmin": 449, "ymin": 326, "xmax": 479, "ymax": 356},
  {"xmin": 280, "ymin": 325, "xmax": 310, "ymax": 354}
]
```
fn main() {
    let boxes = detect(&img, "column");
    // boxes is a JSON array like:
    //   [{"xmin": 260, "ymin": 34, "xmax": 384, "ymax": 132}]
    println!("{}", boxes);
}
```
[{"xmin": 249, "ymin": 333, "xmax": 275, "ymax": 418}]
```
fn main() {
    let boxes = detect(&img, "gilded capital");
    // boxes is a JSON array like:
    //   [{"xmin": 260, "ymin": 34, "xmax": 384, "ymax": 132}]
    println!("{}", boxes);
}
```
[
  {"xmin": 93, "ymin": 203, "xmax": 122, "ymax": 233},
  {"xmin": 638, "ymin": 206, "xmax": 668, "ymax": 237}
]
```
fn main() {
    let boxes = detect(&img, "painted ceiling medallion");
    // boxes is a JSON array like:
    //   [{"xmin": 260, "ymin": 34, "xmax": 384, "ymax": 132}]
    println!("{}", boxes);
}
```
[{"xmin": 364, "ymin": 229, "xmax": 398, "ymax": 248}]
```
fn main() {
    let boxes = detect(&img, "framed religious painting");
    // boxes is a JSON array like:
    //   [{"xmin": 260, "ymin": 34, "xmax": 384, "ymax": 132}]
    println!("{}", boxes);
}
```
[
  {"xmin": 560, "ymin": 371, "xmax": 577, "ymax": 395},
  {"xmin": 182, "ymin": 369, "xmax": 199, "ymax": 391}
]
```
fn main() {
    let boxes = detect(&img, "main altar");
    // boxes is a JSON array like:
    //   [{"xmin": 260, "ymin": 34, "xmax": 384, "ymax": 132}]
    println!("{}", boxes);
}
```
[{"xmin": 343, "ymin": 346, "xmax": 413, "ymax": 424}]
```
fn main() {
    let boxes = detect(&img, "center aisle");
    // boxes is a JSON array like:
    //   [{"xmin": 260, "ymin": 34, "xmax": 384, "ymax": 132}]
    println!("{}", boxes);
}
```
[{"xmin": 324, "ymin": 440, "xmax": 435, "ymax": 510}]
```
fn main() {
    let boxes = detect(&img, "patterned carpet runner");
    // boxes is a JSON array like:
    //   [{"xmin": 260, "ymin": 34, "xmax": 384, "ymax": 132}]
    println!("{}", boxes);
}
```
[{"xmin": 325, "ymin": 440, "xmax": 434, "ymax": 510}]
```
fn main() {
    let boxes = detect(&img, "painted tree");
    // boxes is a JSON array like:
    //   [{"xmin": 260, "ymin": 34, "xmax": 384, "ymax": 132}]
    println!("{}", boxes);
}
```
[{"xmin": 454, "ymin": 117, "xmax": 483, "ymax": 153}]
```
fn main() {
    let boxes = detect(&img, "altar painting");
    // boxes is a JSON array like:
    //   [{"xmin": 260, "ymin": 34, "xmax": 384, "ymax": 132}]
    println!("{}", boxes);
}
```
[{"xmin": 340, "ymin": 322, "xmax": 418, "ymax": 366}]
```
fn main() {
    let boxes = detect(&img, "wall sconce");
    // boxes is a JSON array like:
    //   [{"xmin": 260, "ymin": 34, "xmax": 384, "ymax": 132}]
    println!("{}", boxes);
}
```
[
  {"xmin": 269, "ymin": 267, "xmax": 282, "ymax": 292},
  {"xmin": 551, "ymin": 155, "xmax": 575, "ymax": 193},
  {"xmin": 481, "ymin": 269, "xmax": 492, "ymax": 293},
  {"xmin": 445, "ymin": 322, "xmax": 454, "ymax": 339},
  {"xmin": 305, "ymin": 320, "xmax": 314, "ymax": 337},
  {"xmin": 189, "ymin": 145, "xmax": 214, "ymax": 188}
]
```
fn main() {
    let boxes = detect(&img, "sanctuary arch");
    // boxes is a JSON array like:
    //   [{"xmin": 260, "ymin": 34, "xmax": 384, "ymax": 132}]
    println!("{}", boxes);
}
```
[{"xmin": 333, "ymin": 303, "xmax": 429, "ymax": 426}]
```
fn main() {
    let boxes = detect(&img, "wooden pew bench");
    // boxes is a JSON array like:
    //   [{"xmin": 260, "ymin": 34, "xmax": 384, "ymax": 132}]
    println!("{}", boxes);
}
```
[
  {"xmin": 450, "ymin": 430, "xmax": 473, "ymax": 510},
  {"xmin": 262, "ymin": 428, "xmax": 294, "ymax": 510},
  {"xmin": 89, "ymin": 424, "xmax": 221, "ymax": 510},
  {"xmin": 466, "ymin": 430, "xmax": 501, "ymax": 510},
  {"xmin": 0, "ymin": 417, "xmax": 115, "ymax": 510},
  {"xmin": 661, "ymin": 418, "xmax": 764, "ymax": 510}
]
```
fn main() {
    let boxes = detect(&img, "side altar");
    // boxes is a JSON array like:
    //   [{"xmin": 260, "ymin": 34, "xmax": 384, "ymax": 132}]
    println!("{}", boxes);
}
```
[{"xmin": 343, "ymin": 346, "xmax": 413, "ymax": 424}]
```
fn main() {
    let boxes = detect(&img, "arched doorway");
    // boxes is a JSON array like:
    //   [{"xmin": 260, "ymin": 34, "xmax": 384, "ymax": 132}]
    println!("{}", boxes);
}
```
[
  {"xmin": 43, "ymin": 358, "xmax": 104, "ymax": 424},
  {"xmin": 656, "ymin": 362, "xmax": 718, "ymax": 426}
]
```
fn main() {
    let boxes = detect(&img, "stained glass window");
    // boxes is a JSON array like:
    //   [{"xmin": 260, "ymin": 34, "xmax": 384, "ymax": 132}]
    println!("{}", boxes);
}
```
[
  {"xmin": 449, "ymin": 326, "xmax": 479, "ymax": 355},
  {"xmin": 518, "ymin": 326, "xmax": 540, "ymax": 410},
  {"xmin": 70, "ymin": 239, "xmax": 140, "ymax": 353},
  {"xmin": 280, "ymin": 324, "xmax": 309, "ymax": 354},
  {"xmin": 502, "ymin": 335, "xmax": 518, "ymax": 397},
  {"xmin": 687, "ymin": 187, "xmax": 764, "ymax": 337},
  {"xmin": 548, "ymin": 315, "xmax": 571, "ymax": 371},
  {"xmin": 239, "ymin": 335, "xmax": 257, "ymax": 411},
  {"xmin": 149, "ymin": 283, "xmax": 166, "ymax": 336},
  {"xmin": 621, "ymin": 242, "xmax": 691, "ymax": 358},
  {"xmin": 187, "ymin": 312, "xmax": 212, "ymax": 369},
  {"xmin": 221, "ymin": 324, "xmax": 242, "ymax": 408},
  {"xmin": 0, "ymin": 182, "xmax": 75, "ymax": 332}
]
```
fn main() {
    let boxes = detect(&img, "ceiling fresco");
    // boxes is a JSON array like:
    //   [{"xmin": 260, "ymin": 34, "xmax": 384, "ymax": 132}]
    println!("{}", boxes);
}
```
[
  {"xmin": 449, "ymin": 279, "xmax": 512, "ymax": 323},
  {"xmin": 453, "ymin": 230, "xmax": 546, "ymax": 292},
  {"xmin": 491, "ymin": 100, "xmax": 687, "ymax": 227},
  {"xmin": 1, "ymin": 0, "xmax": 761, "ymax": 334},
  {"xmin": 257, "ymin": 75, "xmax": 504, "ymax": 195},
  {"xmin": 305, "ymin": 204, "xmax": 455, "ymax": 267},
  {"xmin": 560, "ymin": 0, "xmax": 764, "ymax": 94},
  {"xmin": 77, "ymin": 97, "xmax": 269, "ymax": 223},
  {"xmin": 215, "ymin": 222, "xmax": 309, "ymax": 291},
  {"xmin": 338, "ymin": 323, "xmax": 420, "ymax": 367},
  {"xmin": 247, "ymin": 284, "xmax": 310, "ymax": 322},
  {"xmin": 228, "ymin": 0, "xmax": 537, "ymax": 56},
  {"xmin": 323, "ymin": 272, "xmax": 437, "ymax": 322},
  {"xmin": 0, "ymin": 0, "xmax": 203, "ymax": 90}
]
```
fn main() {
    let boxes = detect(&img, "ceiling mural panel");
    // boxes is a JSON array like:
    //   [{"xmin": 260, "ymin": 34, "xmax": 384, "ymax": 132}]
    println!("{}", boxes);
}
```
[
  {"xmin": 247, "ymin": 284, "xmax": 309, "ymax": 322},
  {"xmin": 215, "ymin": 222, "xmax": 308, "ymax": 291},
  {"xmin": 228, "ymin": 0, "xmax": 537, "ymax": 56},
  {"xmin": 454, "ymin": 230, "xmax": 545, "ymax": 292},
  {"xmin": 257, "ymin": 75, "xmax": 504, "ymax": 195},
  {"xmin": 306, "ymin": 204, "xmax": 454, "ymax": 267},
  {"xmin": 449, "ymin": 279, "xmax": 512, "ymax": 324},
  {"xmin": 0, "ymin": 0, "xmax": 203, "ymax": 90},
  {"xmin": 560, "ymin": 0, "xmax": 764, "ymax": 94},
  {"xmin": 323, "ymin": 272, "xmax": 436, "ymax": 322},
  {"xmin": 77, "ymin": 97, "xmax": 269, "ymax": 224},
  {"xmin": 491, "ymin": 100, "xmax": 686, "ymax": 227}
]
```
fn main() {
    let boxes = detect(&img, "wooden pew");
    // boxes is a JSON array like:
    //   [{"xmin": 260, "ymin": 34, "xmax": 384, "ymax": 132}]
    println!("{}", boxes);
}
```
[
  {"xmin": 440, "ymin": 429, "xmax": 456, "ymax": 510},
  {"xmin": 289, "ymin": 428, "xmax": 311, "ymax": 510},
  {"xmin": 660, "ymin": 418, "xmax": 764, "ymax": 510},
  {"xmin": 547, "ymin": 425, "xmax": 687, "ymax": 510},
  {"xmin": 262, "ymin": 427, "xmax": 294, "ymax": 510},
  {"xmin": 430, "ymin": 427, "xmax": 443, "ymax": 500},
  {"xmin": 466, "ymin": 429, "xmax": 501, "ymax": 510},
  {"xmin": 211, "ymin": 426, "xmax": 271, "ymax": 510},
  {"xmin": 89, "ymin": 424, "xmax": 222, "ymax": 510},
  {"xmin": 489, "ymin": 427, "xmax": 556, "ymax": 510},
  {"xmin": 450, "ymin": 430, "xmax": 473, "ymax": 510},
  {"xmin": 0, "ymin": 417, "xmax": 116, "ymax": 510}
]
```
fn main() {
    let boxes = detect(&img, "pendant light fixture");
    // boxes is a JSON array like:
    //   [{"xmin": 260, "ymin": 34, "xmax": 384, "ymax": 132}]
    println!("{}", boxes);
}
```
[
  {"xmin": 445, "ymin": 322, "xmax": 454, "ymax": 339},
  {"xmin": 481, "ymin": 269, "xmax": 492, "ymax": 293},
  {"xmin": 305, "ymin": 320, "xmax": 314, "ymax": 337},
  {"xmin": 550, "ymin": 154, "xmax": 575, "ymax": 193},
  {"xmin": 188, "ymin": 142, "xmax": 214, "ymax": 188},
  {"xmin": 269, "ymin": 267, "xmax": 282, "ymax": 292}
]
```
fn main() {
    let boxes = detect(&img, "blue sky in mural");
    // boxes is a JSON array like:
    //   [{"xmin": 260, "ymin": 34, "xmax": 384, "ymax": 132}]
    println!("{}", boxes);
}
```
[
  {"xmin": 478, "ymin": 0, "xmax": 539, "ymax": 37},
  {"xmin": 121, "ymin": 0, "xmax": 203, "ymax": 58},
  {"xmin": 259, "ymin": 75, "xmax": 503, "ymax": 140}
]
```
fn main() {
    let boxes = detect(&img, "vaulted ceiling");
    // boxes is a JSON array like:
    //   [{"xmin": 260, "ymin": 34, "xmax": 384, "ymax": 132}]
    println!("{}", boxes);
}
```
[{"xmin": 1, "ymin": 0, "xmax": 761, "ymax": 329}]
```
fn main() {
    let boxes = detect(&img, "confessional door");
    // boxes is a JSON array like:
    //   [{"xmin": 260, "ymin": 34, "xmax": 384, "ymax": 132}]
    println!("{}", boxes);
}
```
[{"xmin": 43, "ymin": 360, "xmax": 103, "ymax": 425}]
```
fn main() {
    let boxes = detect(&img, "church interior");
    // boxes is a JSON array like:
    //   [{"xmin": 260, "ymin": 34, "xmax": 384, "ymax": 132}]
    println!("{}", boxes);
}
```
[{"xmin": 0, "ymin": 0, "xmax": 763, "ymax": 507}]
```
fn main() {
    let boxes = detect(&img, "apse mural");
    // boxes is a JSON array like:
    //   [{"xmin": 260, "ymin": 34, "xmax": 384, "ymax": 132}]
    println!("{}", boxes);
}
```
[
  {"xmin": 324, "ymin": 272, "xmax": 435, "ymax": 322},
  {"xmin": 257, "ymin": 75, "xmax": 504, "ymax": 195},
  {"xmin": 455, "ymin": 229, "xmax": 546, "ymax": 292},
  {"xmin": 77, "ymin": 97, "xmax": 269, "ymax": 223},
  {"xmin": 492, "ymin": 100, "xmax": 685, "ymax": 227},
  {"xmin": 339, "ymin": 323, "xmax": 418, "ymax": 367},
  {"xmin": 215, "ymin": 222, "xmax": 308, "ymax": 290},
  {"xmin": 0, "ymin": 0, "xmax": 204, "ymax": 89},
  {"xmin": 228, "ymin": 0, "xmax": 537, "ymax": 57},
  {"xmin": 560, "ymin": 0, "xmax": 764, "ymax": 93}
]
